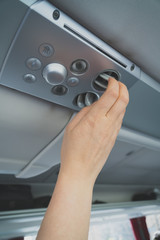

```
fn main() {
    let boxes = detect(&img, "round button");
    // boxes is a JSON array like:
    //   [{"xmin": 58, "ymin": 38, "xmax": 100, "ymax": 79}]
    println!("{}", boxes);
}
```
[
  {"xmin": 43, "ymin": 63, "xmax": 67, "ymax": 85},
  {"xmin": 51, "ymin": 85, "xmax": 68, "ymax": 96},
  {"xmin": 39, "ymin": 44, "xmax": 54, "ymax": 57},
  {"xmin": 67, "ymin": 77, "xmax": 79, "ymax": 87},
  {"xmin": 70, "ymin": 59, "xmax": 88, "ymax": 75},
  {"xmin": 26, "ymin": 58, "xmax": 41, "ymax": 70},
  {"xmin": 23, "ymin": 74, "xmax": 36, "ymax": 83}
]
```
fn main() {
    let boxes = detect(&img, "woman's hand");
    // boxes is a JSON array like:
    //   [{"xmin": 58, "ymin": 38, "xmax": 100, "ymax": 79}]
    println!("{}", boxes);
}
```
[
  {"xmin": 60, "ymin": 77, "xmax": 129, "ymax": 185},
  {"xmin": 37, "ymin": 77, "xmax": 129, "ymax": 240}
]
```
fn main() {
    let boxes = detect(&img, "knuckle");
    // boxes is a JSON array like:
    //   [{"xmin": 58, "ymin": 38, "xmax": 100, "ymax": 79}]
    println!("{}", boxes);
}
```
[
  {"xmin": 86, "ymin": 114, "xmax": 96, "ymax": 128},
  {"xmin": 108, "ymin": 87, "xmax": 119, "ymax": 100},
  {"xmin": 80, "ymin": 106, "xmax": 90, "ymax": 115},
  {"xmin": 82, "ymin": 106, "xmax": 90, "ymax": 112}
]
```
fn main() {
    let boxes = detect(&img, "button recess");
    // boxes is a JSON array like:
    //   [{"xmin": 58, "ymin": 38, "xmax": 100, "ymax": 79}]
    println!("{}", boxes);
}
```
[
  {"xmin": 39, "ymin": 44, "xmax": 54, "ymax": 57},
  {"xmin": 26, "ymin": 58, "xmax": 41, "ymax": 71},
  {"xmin": 70, "ymin": 59, "xmax": 88, "ymax": 75},
  {"xmin": 51, "ymin": 85, "xmax": 68, "ymax": 96},
  {"xmin": 67, "ymin": 77, "xmax": 79, "ymax": 87},
  {"xmin": 23, "ymin": 74, "xmax": 36, "ymax": 83}
]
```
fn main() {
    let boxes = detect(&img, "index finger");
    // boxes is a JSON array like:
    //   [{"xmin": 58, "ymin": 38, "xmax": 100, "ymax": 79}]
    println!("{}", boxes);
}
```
[{"xmin": 89, "ymin": 77, "xmax": 120, "ymax": 117}]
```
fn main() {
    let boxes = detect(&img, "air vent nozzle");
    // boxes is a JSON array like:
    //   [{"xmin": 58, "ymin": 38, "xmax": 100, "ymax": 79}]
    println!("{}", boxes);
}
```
[
  {"xmin": 93, "ymin": 70, "xmax": 120, "ymax": 91},
  {"xmin": 74, "ymin": 92, "xmax": 99, "ymax": 108}
]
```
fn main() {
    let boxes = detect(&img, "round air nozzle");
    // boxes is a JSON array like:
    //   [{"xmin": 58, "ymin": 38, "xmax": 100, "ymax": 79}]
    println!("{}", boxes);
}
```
[
  {"xmin": 70, "ymin": 59, "xmax": 88, "ymax": 75},
  {"xmin": 93, "ymin": 70, "xmax": 120, "ymax": 91},
  {"xmin": 74, "ymin": 92, "xmax": 99, "ymax": 109},
  {"xmin": 51, "ymin": 85, "xmax": 68, "ymax": 96}
]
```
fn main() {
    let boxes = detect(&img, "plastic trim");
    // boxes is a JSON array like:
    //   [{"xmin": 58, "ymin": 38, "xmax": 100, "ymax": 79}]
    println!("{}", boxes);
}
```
[{"xmin": 118, "ymin": 127, "xmax": 160, "ymax": 152}]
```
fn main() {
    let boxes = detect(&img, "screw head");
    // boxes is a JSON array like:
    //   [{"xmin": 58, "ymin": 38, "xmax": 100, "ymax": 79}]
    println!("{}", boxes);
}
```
[
  {"xmin": 53, "ymin": 9, "xmax": 60, "ymax": 20},
  {"xmin": 130, "ymin": 64, "xmax": 135, "ymax": 71}
]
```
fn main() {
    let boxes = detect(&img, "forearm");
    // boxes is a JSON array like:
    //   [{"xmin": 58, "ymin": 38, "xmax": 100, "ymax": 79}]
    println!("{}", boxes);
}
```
[
  {"xmin": 37, "ymin": 171, "xmax": 94, "ymax": 240},
  {"xmin": 36, "ymin": 78, "xmax": 129, "ymax": 240}
]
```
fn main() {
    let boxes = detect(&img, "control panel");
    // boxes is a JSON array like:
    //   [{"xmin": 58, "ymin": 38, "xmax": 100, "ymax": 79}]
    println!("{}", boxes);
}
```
[{"xmin": 0, "ymin": 1, "xmax": 140, "ymax": 111}]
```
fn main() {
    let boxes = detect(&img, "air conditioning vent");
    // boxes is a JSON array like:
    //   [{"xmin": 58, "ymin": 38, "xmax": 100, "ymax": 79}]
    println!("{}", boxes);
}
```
[
  {"xmin": 93, "ymin": 70, "xmax": 120, "ymax": 91},
  {"xmin": 74, "ymin": 92, "xmax": 99, "ymax": 108}
]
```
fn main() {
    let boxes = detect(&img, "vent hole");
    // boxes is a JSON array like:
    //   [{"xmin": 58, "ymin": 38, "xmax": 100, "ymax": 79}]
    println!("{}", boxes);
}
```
[
  {"xmin": 93, "ymin": 70, "xmax": 120, "ymax": 91},
  {"xmin": 74, "ymin": 92, "xmax": 99, "ymax": 109},
  {"xmin": 51, "ymin": 85, "xmax": 68, "ymax": 96}
]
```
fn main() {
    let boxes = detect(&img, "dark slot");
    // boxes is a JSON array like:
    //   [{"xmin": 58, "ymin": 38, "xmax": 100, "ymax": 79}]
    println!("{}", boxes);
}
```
[
  {"xmin": 94, "ymin": 76, "xmax": 108, "ymax": 91},
  {"xmin": 64, "ymin": 24, "xmax": 127, "ymax": 68},
  {"xmin": 93, "ymin": 71, "xmax": 119, "ymax": 91}
]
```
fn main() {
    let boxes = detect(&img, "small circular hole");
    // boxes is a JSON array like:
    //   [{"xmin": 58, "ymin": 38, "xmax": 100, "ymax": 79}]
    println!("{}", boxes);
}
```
[
  {"xmin": 53, "ymin": 9, "xmax": 60, "ymax": 20},
  {"xmin": 51, "ymin": 85, "xmax": 68, "ymax": 96},
  {"xmin": 70, "ymin": 59, "xmax": 88, "ymax": 75},
  {"xmin": 130, "ymin": 64, "xmax": 135, "ymax": 71}
]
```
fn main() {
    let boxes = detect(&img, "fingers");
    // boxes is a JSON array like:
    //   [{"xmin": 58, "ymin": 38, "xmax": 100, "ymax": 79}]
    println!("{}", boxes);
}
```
[
  {"xmin": 89, "ymin": 78, "xmax": 120, "ymax": 117},
  {"xmin": 67, "ymin": 106, "xmax": 91, "ymax": 131},
  {"xmin": 86, "ymin": 78, "xmax": 129, "ymax": 124},
  {"xmin": 68, "ymin": 78, "xmax": 129, "ymax": 131},
  {"xmin": 106, "ymin": 81, "xmax": 129, "ymax": 121}
]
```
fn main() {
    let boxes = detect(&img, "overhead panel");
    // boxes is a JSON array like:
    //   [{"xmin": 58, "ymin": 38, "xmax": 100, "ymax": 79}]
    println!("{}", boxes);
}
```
[
  {"xmin": 0, "ymin": 0, "xmax": 160, "ymax": 179},
  {"xmin": 50, "ymin": 0, "xmax": 160, "ymax": 84},
  {"xmin": 0, "ymin": 0, "xmax": 142, "ymax": 112}
]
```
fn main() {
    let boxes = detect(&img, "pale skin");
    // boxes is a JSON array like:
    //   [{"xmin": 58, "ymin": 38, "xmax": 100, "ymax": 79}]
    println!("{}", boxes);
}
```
[{"xmin": 36, "ymin": 77, "xmax": 129, "ymax": 240}]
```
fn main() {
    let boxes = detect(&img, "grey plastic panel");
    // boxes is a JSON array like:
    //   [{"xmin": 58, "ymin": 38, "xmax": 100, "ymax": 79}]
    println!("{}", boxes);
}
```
[
  {"xmin": 50, "ymin": 0, "xmax": 160, "ymax": 84},
  {"xmin": 0, "ymin": 0, "xmax": 35, "ymax": 72},
  {"xmin": 20, "ymin": 0, "xmax": 38, "ymax": 6},
  {"xmin": 0, "ymin": 0, "xmax": 141, "ymax": 111},
  {"xmin": 97, "ymin": 146, "xmax": 160, "ymax": 185},
  {"xmin": 123, "ymin": 81, "xmax": 160, "ymax": 139},
  {"xmin": 16, "ymin": 128, "xmax": 65, "ymax": 178},
  {"xmin": 0, "ymin": 85, "xmax": 73, "ymax": 175}
]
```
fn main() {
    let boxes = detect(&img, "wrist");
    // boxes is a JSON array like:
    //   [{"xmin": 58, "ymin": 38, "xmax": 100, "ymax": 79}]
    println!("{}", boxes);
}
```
[{"xmin": 58, "ymin": 167, "xmax": 95, "ymax": 192}]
